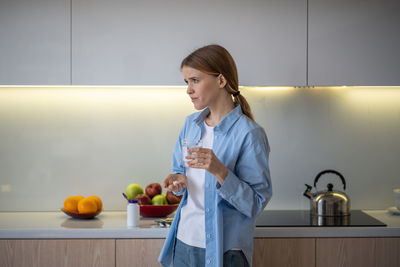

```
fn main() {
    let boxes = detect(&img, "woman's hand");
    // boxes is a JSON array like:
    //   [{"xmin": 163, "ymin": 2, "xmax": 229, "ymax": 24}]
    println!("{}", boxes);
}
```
[
  {"xmin": 162, "ymin": 173, "xmax": 187, "ymax": 192},
  {"xmin": 186, "ymin": 147, "xmax": 228, "ymax": 185}
]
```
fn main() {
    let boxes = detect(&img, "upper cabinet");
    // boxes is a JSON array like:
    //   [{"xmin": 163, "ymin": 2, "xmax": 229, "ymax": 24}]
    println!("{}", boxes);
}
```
[
  {"xmin": 308, "ymin": 0, "xmax": 400, "ymax": 86},
  {"xmin": 0, "ymin": 0, "xmax": 70, "ymax": 85},
  {"xmin": 3, "ymin": 0, "xmax": 398, "ymax": 86},
  {"xmin": 72, "ymin": 0, "xmax": 307, "ymax": 86}
]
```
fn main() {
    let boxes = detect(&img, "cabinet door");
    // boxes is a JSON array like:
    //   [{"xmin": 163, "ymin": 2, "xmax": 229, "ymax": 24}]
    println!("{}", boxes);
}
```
[
  {"xmin": 253, "ymin": 238, "xmax": 315, "ymax": 267},
  {"xmin": 316, "ymin": 238, "xmax": 375, "ymax": 267},
  {"xmin": 0, "ymin": 239, "xmax": 115, "ymax": 267},
  {"xmin": 316, "ymin": 238, "xmax": 400, "ymax": 267},
  {"xmin": 375, "ymin": 238, "xmax": 400, "ymax": 267},
  {"xmin": 72, "ymin": 0, "xmax": 306, "ymax": 86},
  {"xmin": 0, "ymin": 0, "xmax": 70, "ymax": 85},
  {"xmin": 116, "ymin": 239, "xmax": 164, "ymax": 267},
  {"xmin": 308, "ymin": 0, "xmax": 400, "ymax": 86}
]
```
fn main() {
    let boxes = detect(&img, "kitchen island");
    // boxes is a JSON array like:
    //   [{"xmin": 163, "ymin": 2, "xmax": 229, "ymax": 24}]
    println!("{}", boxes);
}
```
[{"xmin": 1, "ymin": 210, "xmax": 399, "ymax": 267}]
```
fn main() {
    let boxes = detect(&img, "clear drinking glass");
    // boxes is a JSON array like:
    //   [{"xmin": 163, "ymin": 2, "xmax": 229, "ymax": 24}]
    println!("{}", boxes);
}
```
[{"xmin": 182, "ymin": 139, "xmax": 203, "ymax": 168}]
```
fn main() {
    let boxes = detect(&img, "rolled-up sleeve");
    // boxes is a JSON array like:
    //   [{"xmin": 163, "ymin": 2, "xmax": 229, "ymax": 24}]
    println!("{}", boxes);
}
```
[{"xmin": 216, "ymin": 127, "xmax": 272, "ymax": 218}]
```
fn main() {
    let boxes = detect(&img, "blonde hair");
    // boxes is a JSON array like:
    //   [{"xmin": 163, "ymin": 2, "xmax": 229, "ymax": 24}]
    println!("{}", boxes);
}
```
[{"xmin": 181, "ymin": 44, "xmax": 254, "ymax": 121}]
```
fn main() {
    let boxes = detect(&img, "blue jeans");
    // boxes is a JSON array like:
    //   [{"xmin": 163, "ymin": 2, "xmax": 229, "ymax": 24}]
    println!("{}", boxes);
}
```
[{"xmin": 173, "ymin": 238, "xmax": 249, "ymax": 267}]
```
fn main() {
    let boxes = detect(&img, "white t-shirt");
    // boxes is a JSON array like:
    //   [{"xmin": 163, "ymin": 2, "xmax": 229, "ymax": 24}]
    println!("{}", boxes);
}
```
[{"xmin": 177, "ymin": 122, "xmax": 214, "ymax": 248}]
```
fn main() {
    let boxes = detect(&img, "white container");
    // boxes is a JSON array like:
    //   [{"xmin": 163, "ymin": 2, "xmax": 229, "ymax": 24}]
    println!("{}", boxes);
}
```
[{"xmin": 127, "ymin": 200, "xmax": 139, "ymax": 227}]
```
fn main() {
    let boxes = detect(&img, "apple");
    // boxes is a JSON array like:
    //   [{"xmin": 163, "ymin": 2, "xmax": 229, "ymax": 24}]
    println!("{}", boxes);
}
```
[
  {"xmin": 145, "ymin": 183, "xmax": 162, "ymax": 198},
  {"xmin": 126, "ymin": 183, "xmax": 143, "ymax": 200},
  {"xmin": 152, "ymin": 194, "xmax": 168, "ymax": 205},
  {"xmin": 166, "ymin": 191, "xmax": 182, "ymax": 204},
  {"xmin": 135, "ymin": 194, "xmax": 152, "ymax": 205}
]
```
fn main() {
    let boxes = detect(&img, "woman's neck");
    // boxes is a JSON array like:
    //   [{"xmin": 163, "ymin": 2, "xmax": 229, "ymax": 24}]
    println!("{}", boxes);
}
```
[{"xmin": 205, "ymin": 97, "xmax": 235, "ymax": 127}]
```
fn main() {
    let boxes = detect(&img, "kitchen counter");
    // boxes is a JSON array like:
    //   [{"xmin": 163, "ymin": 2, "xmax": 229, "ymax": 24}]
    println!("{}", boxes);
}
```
[{"xmin": 0, "ymin": 210, "xmax": 399, "ymax": 239}]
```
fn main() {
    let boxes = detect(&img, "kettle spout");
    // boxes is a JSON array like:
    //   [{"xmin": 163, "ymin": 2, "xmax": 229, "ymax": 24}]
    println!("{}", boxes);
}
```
[{"xmin": 303, "ymin": 184, "xmax": 314, "ymax": 199}]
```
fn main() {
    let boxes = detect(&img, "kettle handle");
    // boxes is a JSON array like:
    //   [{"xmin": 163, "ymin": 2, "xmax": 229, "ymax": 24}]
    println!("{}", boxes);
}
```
[{"xmin": 313, "ymin": 169, "xmax": 346, "ymax": 190}]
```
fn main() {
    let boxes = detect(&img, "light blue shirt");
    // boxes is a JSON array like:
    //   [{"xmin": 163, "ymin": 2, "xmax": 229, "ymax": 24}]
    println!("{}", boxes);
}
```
[{"xmin": 158, "ymin": 105, "xmax": 272, "ymax": 267}]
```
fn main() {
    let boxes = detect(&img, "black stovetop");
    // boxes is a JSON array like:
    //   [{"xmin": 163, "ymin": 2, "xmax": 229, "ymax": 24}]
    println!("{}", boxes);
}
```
[{"xmin": 255, "ymin": 210, "xmax": 386, "ymax": 227}]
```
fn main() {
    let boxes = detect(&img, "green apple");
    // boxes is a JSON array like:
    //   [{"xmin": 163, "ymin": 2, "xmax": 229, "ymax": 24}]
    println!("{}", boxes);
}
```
[
  {"xmin": 152, "ymin": 194, "xmax": 168, "ymax": 205},
  {"xmin": 126, "ymin": 183, "xmax": 143, "ymax": 200}
]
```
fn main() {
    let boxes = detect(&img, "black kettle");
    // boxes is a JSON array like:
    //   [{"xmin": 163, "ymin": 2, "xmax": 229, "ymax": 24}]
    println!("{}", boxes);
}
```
[{"xmin": 303, "ymin": 169, "xmax": 350, "ymax": 217}]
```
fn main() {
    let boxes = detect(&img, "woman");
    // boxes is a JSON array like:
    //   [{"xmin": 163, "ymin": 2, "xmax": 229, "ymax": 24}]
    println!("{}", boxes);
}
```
[{"xmin": 158, "ymin": 44, "xmax": 272, "ymax": 267}]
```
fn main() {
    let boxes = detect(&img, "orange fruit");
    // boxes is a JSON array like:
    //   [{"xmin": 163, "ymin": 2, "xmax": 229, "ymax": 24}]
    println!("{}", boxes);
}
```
[
  {"xmin": 74, "ymin": 195, "xmax": 84, "ymax": 202},
  {"xmin": 87, "ymin": 195, "xmax": 102, "ymax": 211},
  {"xmin": 63, "ymin": 196, "xmax": 80, "ymax": 213},
  {"xmin": 77, "ymin": 198, "xmax": 97, "ymax": 214}
]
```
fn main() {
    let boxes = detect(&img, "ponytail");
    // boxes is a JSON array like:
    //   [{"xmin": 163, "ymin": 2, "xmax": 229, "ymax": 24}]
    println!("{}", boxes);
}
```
[{"xmin": 233, "ymin": 93, "xmax": 254, "ymax": 121}]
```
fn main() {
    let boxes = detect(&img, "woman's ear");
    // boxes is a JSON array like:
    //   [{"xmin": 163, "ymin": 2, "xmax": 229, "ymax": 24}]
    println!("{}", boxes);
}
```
[{"xmin": 217, "ymin": 74, "xmax": 227, "ymax": 88}]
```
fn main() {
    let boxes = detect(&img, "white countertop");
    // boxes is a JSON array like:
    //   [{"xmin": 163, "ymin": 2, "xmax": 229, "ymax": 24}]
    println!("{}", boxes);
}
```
[{"xmin": 0, "ymin": 210, "xmax": 399, "ymax": 239}]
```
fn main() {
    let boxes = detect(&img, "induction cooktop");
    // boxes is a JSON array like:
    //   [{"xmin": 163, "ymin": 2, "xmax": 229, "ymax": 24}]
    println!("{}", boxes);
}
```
[{"xmin": 255, "ymin": 210, "xmax": 386, "ymax": 227}]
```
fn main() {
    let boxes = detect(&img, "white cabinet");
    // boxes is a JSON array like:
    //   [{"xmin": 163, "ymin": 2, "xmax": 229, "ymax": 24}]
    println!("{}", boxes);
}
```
[
  {"xmin": 0, "ymin": 0, "xmax": 70, "ymax": 85},
  {"xmin": 72, "ymin": 0, "xmax": 307, "ymax": 86},
  {"xmin": 308, "ymin": 0, "xmax": 400, "ymax": 86},
  {"xmin": 4, "ymin": 0, "xmax": 399, "ymax": 86}
]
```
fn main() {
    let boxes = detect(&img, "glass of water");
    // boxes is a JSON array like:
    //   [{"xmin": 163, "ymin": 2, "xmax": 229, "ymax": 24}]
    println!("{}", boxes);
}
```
[{"xmin": 182, "ymin": 139, "xmax": 203, "ymax": 168}]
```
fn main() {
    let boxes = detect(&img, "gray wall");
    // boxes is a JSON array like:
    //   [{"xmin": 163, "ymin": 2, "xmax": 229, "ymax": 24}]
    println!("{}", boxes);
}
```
[{"xmin": 0, "ymin": 86, "xmax": 399, "ymax": 211}]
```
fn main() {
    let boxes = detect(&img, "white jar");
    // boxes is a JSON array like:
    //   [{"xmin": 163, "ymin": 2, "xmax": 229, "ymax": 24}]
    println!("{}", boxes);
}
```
[{"xmin": 127, "ymin": 200, "xmax": 139, "ymax": 227}]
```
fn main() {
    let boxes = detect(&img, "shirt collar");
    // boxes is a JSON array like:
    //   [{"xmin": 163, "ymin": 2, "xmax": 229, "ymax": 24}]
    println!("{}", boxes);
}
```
[{"xmin": 193, "ymin": 104, "xmax": 243, "ymax": 134}]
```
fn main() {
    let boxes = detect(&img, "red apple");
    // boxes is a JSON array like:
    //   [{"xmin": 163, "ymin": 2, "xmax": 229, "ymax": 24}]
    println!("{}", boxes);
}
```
[
  {"xmin": 135, "ymin": 194, "xmax": 152, "ymax": 205},
  {"xmin": 145, "ymin": 183, "xmax": 162, "ymax": 198},
  {"xmin": 166, "ymin": 190, "xmax": 182, "ymax": 205}
]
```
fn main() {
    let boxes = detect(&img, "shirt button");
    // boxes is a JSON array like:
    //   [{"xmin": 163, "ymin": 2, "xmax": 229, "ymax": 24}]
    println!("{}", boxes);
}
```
[
  {"xmin": 207, "ymin": 234, "xmax": 211, "ymax": 238},
  {"xmin": 206, "ymin": 208, "xmax": 210, "ymax": 212},
  {"xmin": 207, "ymin": 259, "xmax": 211, "ymax": 264},
  {"xmin": 205, "ymin": 183, "xmax": 209, "ymax": 187}
]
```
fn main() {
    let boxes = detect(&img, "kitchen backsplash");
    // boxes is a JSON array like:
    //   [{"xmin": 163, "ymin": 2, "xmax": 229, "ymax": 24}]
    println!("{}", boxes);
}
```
[{"xmin": 0, "ymin": 86, "xmax": 399, "ymax": 211}]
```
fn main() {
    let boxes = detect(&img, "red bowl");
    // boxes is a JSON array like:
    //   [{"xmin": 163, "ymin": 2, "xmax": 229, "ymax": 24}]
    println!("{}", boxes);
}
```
[
  {"xmin": 61, "ymin": 208, "xmax": 101, "ymax": 219},
  {"xmin": 139, "ymin": 204, "xmax": 179, "ymax": 218}
]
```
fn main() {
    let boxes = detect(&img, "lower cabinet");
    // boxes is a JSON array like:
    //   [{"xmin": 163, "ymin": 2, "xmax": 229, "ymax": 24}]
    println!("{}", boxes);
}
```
[
  {"xmin": 1, "ymin": 238, "xmax": 399, "ymax": 267},
  {"xmin": 0, "ymin": 238, "xmax": 164, "ymax": 267},
  {"xmin": 253, "ymin": 238, "xmax": 315, "ymax": 267},
  {"xmin": 116, "ymin": 239, "xmax": 164, "ymax": 267},
  {"xmin": 0, "ymin": 239, "xmax": 115, "ymax": 267},
  {"xmin": 253, "ymin": 237, "xmax": 400, "ymax": 267},
  {"xmin": 316, "ymin": 238, "xmax": 400, "ymax": 267}
]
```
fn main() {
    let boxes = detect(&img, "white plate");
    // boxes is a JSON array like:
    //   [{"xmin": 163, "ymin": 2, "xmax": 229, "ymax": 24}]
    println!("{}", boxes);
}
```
[{"xmin": 387, "ymin": 207, "xmax": 400, "ymax": 215}]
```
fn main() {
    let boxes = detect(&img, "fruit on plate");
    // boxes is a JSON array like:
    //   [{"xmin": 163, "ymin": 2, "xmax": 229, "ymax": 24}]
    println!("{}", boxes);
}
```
[
  {"xmin": 87, "ymin": 195, "xmax": 103, "ymax": 211},
  {"xmin": 77, "ymin": 198, "xmax": 98, "ymax": 214},
  {"xmin": 166, "ymin": 190, "xmax": 183, "ymax": 204},
  {"xmin": 63, "ymin": 195, "xmax": 102, "ymax": 214},
  {"xmin": 126, "ymin": 183, "xmax": 144, "ymax": 200},
  {"xmin": 62, "ymin": 195, "xmax": 103, "ymax": 219},
  {"xmin": 152, "ymin": 194, "xmax": 168, "ymax": 205},
  {"xmin": 145, "ymin": 183, "xmax": 162, "ymax": 198},
  {"xmin": 125, "ymin": 182, "xmax": 179, "ymax": 206},
  {"xmin": 136, "ymin": 194, "xmax": 152, "ymax": 205}
]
